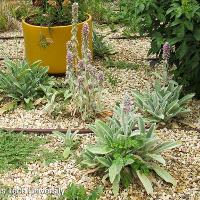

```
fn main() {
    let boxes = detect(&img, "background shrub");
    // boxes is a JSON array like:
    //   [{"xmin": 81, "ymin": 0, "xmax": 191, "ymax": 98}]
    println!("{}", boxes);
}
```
[{"xmin": 134, "ymin": 0, "xmax": 200, "ymax": 97}]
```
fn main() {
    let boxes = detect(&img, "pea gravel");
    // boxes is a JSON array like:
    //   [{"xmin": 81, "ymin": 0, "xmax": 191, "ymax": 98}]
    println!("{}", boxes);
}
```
[{"xmin": 0, "ymin": 26, "xmax": 200, "ymax": 200}]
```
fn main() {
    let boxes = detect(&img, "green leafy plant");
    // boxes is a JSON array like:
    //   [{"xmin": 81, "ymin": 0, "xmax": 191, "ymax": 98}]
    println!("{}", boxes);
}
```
[
  {"xmin": 0, "ymin": 130, "xmax": 46, "ymax": 173},
  {"xmin": 105, "ymin": 71, "xmax": 119, "ymax": 86},
  {"xmin": 81, "ymin": 0, "xmax": 112, "ymax": 23},
  {"xmin": 104, "ymin": 58, "xmax": 140, "ymax": 70},
  {"xmin": 113, "ymin": 0, "xmax": 140, "ymax": 33},
  {"xmin": 133, "ymin": 79, "xmax": 195, "ymax": 123},
  {"xmin": 0, "ymin": 0, "xmax": 19, "ymax": 32},
  {"xmin": 93, "ymin": 32, "xmax": 114, "ymax": 59},
  {"xmin": 12, "ymin": 0, "xmax": 35, "ymax": 21},
  {"xmin": 41, "ymin": 83, "xmax": 72, "ymax": 116},
  {"xmin": 0, "ymin": 59, "xmax": 53, "ymax": 109},
  {"xmin": 134, "ymin": 0, "xmax": 200, "ymax": 97},
  {"xmin": 59, "ymin": 183, "xmax": 103, "ymax": 200},
  {"xmin": 82, "ymin": 100, "xmax": 181, "ymax": 195},
  {"xmin": 53, "ymin": 130, "xmax": 79, "ymax": 159},
  {"xmin": 27, "ymin": 0, "xmax": 86, "ymax": 26}
]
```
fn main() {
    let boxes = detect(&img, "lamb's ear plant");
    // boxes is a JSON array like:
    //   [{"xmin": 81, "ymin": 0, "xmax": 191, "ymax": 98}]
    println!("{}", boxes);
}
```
[
  {"xmin": 0, "ymin": 59, "xmax": 53, "ymax": 109},
  {"xmin": 133, "ymin": 80, "xmax": 195, "ymax": 123},
  {"xmin": 53, "ymin": 130, "xmax": 79, "ymax": 159},
  {"xmin": 65, "ymin": 3, "xmax": 105, "ymax": 121},
  {"xmin": 82, "ymin": 97, "xmax": 181, "ymax": 196},
  {"xmin": 41, "ymin": 84, "xmax": 72, "ymax": 116},
  {"xmin": 133, "ymin": 42, "xmax": 195, "ymax": 123}
]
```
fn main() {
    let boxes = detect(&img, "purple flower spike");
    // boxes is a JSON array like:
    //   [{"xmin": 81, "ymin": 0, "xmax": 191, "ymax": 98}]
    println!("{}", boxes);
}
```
[
  {"xmin": 67, "ymin": 50, "xmax": 73, "ymax": 69},
  {"xmin": 123, "ymin": 95, "xmax": 132, "ymax": 113},
  {"xmin": 97, "ymin": 71, "xmax": 104, "ymax": 83},
  {"xmin": 77, "ymin": 76, "xmax": 84, "ymax": 88},
  {"xmin": 82, "ymin": 23, "xmax": 89, "ymax": 40},
  {"xmin": 162, "ymin": 42, "xmax": 171, "ymax": 61},
  {"xmin": 87, "ymin": 51, "xmax": 92, "ymax": 63},
  {"xmin": 78, "ymin": 60, "xmax": 84, "ymax": 70}
]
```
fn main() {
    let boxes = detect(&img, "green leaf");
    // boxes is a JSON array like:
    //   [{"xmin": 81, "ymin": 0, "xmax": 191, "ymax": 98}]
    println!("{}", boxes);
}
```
[
  {"xmin": 136, "ymin": 171, "xmax": 153, "ymax": 195},
  {"xmin": 53, "ymin": 131, "xmax": 65, "ymax": 141},
  {"xmin": 147, "ymin": 154, "xmax": 166, "ymax": 165},
  {"xmin": 0, "ymin": 101, "xmax": 17, "ymax": 115},
  {"xmin": 179, "ymin": 93, "xmax": 195, "ymax": 105},
  {"xmin": 87, "ymin": 145, "xmax": 113, "ymax": 155},
  {"xmin": 109, "ymin": 159, "xmax": 123, "ymax": 183},
  {"xmin": 90, "ymin": 120, "xmax": 113, "ymax": 142},
  {"xmin": 112, "ymin": 174, "xmax": 120, "ymax": 196},
  {"xmin": 151, "ymin": 164, "xmax": 177, "ymax": 186},
  {"xmin": 153, "ymin": 141, "xmax": 181, "ymax": 154},
  {"xmin": 138, "ymin": 117, "xmax": 145, "ymax": 134},
  {"xmin": 96, "ymin": 156, "xmax": 111, "ymax": 167},
  {"xmin": 194, "ymin": 28, "xmax": 200, "ymax": 41},
  {"xmin": 88, "ymin": 186, "xmax": 103, "ymax": 200},
  {"xmin": 147, "ymin": 124, "xmax": 156, "ymax": 138},
  {"xmin": 63, "ymin": 147, "xmax": 71, "ymax": 159}
]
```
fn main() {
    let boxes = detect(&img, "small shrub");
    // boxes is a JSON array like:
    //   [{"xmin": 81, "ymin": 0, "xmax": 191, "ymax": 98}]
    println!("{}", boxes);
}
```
[
  {"xmin": 114, "ymin": 0, "xmax": 140, "ymax": 33},
  {"xmin": 133, "ymin": 80, "xmax": 194, "ymax": 123},
  {"xmin": 59, "ymin": 183, "xmax": 103, "ymax": 200},
  {"xmin": 27, "ymin": 0, "xmax": 86, "ymax": 26},
  {"xmin": 93, "ymin": 32, "xmax": 113, "ymax": 59},
  {"xmin": 13, "ymin": 0, "xmax": 35, "ymax": 20},
  {"xmin": 0, "ymin": 0, "xmax": 19, "ymax": 32},
  {"xmin": 53, "ymin": 130, "xmax": 79, "ymax": 159},
  {"xmin": 82, "ymin": 98, "xmax": 181, "ymax": 195},
  {"xmin": 0, "ymin": 59, "xmax": 53, "ymax": 109}
]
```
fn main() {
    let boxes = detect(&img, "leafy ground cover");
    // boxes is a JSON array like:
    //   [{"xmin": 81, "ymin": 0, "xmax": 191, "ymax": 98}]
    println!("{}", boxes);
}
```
[{"xmin": 0, "ymin": 131, "xmax": 67, "ymax": 174}]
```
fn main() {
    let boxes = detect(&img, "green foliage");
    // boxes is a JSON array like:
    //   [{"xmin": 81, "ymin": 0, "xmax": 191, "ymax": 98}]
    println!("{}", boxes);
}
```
[
  {"xmin": 53, "ymin": 130, "xmax": 79, "ymax": 159},
  {"xmin": 134, "ymin": 0, "xmax": 200, "ymax": 97},
  {"xmin": 12, "ymin": 0, "xmax": 35, "ymax": 20},
  {"xmin": 0, "ymin": 0, "xmax": 19, "ymax": 32},
  {"xmin": 105, "ymin": 71, "xmax": 119, "ymax": 86},
  {"xmin": 27, "ymin": 0, "xmax": 86, "ymax": 26},
  {"xmin": 93, "ymin": 32, "xmax": 114, "ymax": 59},
  {"xmin": 59, "ymin": 183, "xmax": 103, "ymax": 200},
  {"xmin": 114, "ymin": 0, "xmax": 140, "ymax": 33},
  {"xmin": 0, "ymin": 130, "xmax": 46, "ymax": 173},
  {"xmin": 81, "ymin": 0, "xmax": 111, "ymax": 23},
  {"xmin": 104, "ymin": 58, "xmax": 140, "ymax": 70},
  {"xmin": 41, "ymin": 83, "xmax": 72, "ymax": 116},
  {"xmin": 35, "ymin": 148, "xmax": 65, "ymax": 165},
  {"xmin": 0, "ymin": 59, "xmax": 53, "ymax": 109},
  {"xmin": 82, "ymin": 102, "xmax": 181, "ymax": 195},
  {"xmin": 133, "ymin": 79, "xmax": 195, "ymax": 123}
]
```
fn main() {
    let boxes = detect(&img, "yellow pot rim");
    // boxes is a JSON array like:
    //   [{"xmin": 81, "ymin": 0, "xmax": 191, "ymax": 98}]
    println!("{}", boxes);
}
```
[{"xmin": 22, "ymin": 14, "xmax": 92, "ymax": 29}]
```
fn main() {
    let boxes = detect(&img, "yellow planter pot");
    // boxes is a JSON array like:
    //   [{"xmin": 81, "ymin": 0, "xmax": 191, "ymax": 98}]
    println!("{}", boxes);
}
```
[{"xmin": 22, "ymin": 15, "xmax": 93, "ymax": 74}]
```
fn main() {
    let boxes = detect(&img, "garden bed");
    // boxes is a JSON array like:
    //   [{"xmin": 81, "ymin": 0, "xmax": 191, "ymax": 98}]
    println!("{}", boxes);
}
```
[{"xmin": 0, "ymin": 24, "xmax": 200, "ymax": 200}]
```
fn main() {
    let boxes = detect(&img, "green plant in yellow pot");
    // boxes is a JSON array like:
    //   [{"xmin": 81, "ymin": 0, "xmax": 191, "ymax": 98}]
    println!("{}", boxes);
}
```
[{"xmin": 22, "ymin": 0, "xmax": 93, "ymax": 74}]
